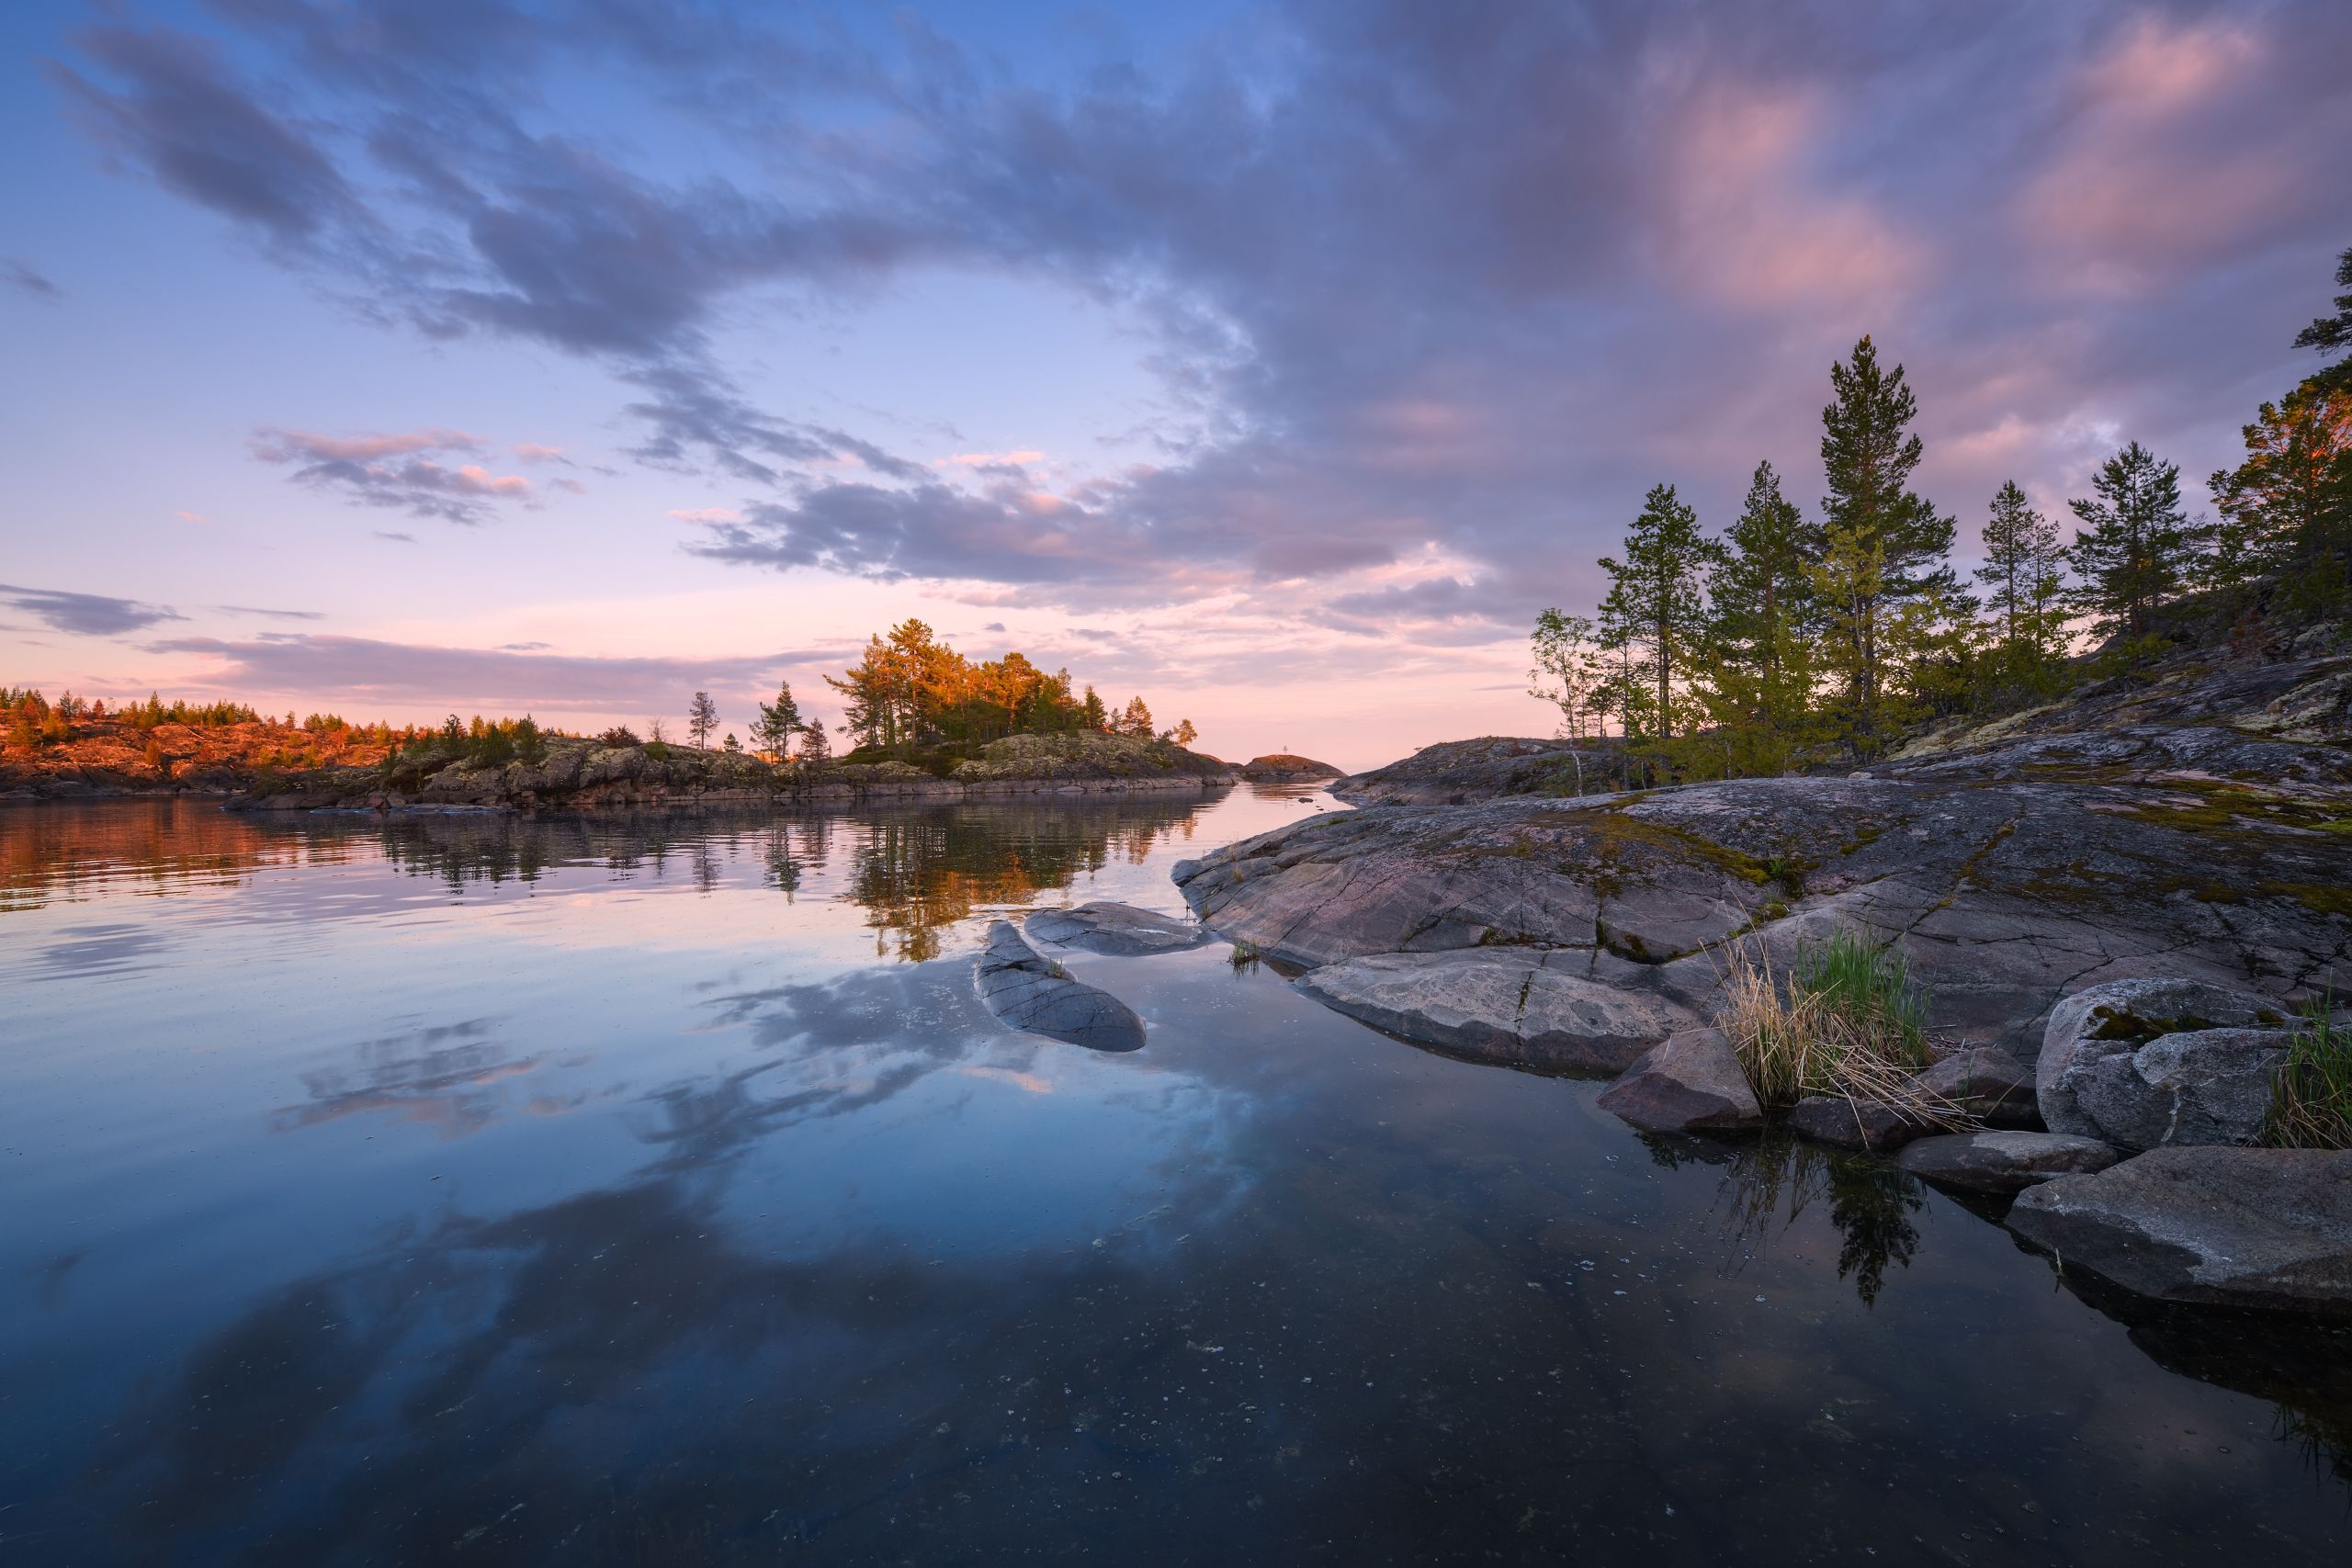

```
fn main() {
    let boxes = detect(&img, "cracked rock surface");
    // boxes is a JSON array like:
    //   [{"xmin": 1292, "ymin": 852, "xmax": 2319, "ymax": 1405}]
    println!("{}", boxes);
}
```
[{"xmin": 1173, "ymin": 655, "xmax": 2352, "ymax": 1069}]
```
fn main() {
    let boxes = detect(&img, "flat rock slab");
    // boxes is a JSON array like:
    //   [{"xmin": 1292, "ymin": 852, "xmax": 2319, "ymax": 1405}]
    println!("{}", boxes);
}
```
[
  {"xmin": 974, "ymin": 921, "xmax": 1145, "ymax": 1052},
  {"xmin": 2007, "ymin": 1146, "xmax": 2352, "ymax": 1316},
  {"xmin": 1898, "ymin": 1132, "xmax": 2120, "ymax": 1193},
  {"xmin": 1295, "ymin": 950, "xmax": 1693, "ymax": 1074},
  {"xmin": 1024, "ymin": 902, "xmax": 1211, "ymax": 956},
  {"xmin": 2039, "ymin": 976, "xmax": 2294, "ymax": 1148},
  {"xmin": 1596, "ymin": 1027, "xmax": 1764, "ymax": 1133}
]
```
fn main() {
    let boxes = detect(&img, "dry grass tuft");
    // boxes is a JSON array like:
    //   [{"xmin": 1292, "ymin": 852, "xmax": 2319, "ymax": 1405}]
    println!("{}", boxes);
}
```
[{"xmin": 1719, "ymin": 933, "xmax": 1972, "ymax": 1132}]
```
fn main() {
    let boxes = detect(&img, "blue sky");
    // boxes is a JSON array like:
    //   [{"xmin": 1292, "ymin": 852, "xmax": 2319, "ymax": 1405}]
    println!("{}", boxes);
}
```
[{"xmin": 3, "ymin": 0, "xmax": 2346, "ymax": 768}]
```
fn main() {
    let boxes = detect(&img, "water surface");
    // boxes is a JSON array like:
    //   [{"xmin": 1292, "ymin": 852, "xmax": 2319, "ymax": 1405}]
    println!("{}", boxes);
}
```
[{"xmin": 2, "ymin": 791, "xmax": 2346, "ymax": 1564}]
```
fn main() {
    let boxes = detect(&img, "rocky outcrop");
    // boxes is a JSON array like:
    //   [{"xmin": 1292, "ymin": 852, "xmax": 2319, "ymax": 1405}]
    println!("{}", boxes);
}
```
[
  {"xmin": 1334, "ymin": 737, "xmax": 1615, "ymax": 807},
  {"xmin": 2037, "ymin": 978, "xmax": 2294, "ymax": 1149},
  {"xmin": 1594, "ymin": 1027, "xmax": 1763, "ymax": 1133},
  {"xmin": 1294, "ymin": 949, "xmax": 1694, "ymax": 1073},
  {"xmin": 2007, "ymin": 1147, "xmax": 2352, "ymax": 1316},
  {"xmin": 1175, "ymin": 654, "xmax": 2352, "ymax": 1075},
  {"xmin": 1024, "ymin": 902, "xmax": 1211, "ymax": 956},
  {"xmin": 972, "ymin": 921, "xmax": 1145, "ymax": 1053},
  {"xmin": 1897, "ymin": 1131, "xmax": 2120, "ymax": 1193},
  {"xmin": 1240, "ymin": 753, "xmax": 1340, "ymax": 782}
]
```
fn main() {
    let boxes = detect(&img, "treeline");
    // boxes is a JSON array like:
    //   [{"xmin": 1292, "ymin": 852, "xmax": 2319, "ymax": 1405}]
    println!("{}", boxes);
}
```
[
  {"xmin": 820, "ymin": 619, "xmax": 1194, "ymax": 758},
  {"xmin": 1533, "ymin": 245, "xmax": 2352, "ymax": 775}
]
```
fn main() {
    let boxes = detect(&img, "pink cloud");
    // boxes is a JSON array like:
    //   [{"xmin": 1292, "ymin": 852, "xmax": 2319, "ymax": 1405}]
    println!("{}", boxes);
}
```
[{"xmin": 254, "ymin": 427, "xmax": 483, "ymax": 463}]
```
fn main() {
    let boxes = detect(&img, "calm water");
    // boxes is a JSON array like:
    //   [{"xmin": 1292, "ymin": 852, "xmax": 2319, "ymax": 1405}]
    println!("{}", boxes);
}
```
[{"xmin": 2, "ymin": 791, "xmax": 2346, "ymax": 1565}]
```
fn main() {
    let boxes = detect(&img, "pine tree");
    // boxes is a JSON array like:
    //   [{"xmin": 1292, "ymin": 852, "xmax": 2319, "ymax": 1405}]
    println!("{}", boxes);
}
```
[
  {"xmin": 1115, "ymin": 695, "xmax": 1156, "ymax": 738},
  {"xmin": 687, "ymin": 691, "xmax": 719, "ymax": 749},
  {"xmin": 1706, "ymin": 461, "xmax": 1818, "ymax": 733},
  {"xmin": 2207, "ymin": 385, "xmax": 2352, "ymax": 596},
  {"xmin": 1819, "ymin": 336, "xmax": 1954, "ymax": 745},
  {"xmin": 752, "ymin": 681, "xmax": 803, "ymax": 759},
  {"xmin": 2293, "ymin": 243, "xmax": 2352, "ymax": 394},
  {"xmin": 1974, "ymin": 480, "xmax": 2069, "ymax": 683},
  {"xmin": 1596, "ymin": 483, "xmax": 1721, "ymax": 739},
  {"xmin": 1079, "ymin": 685, "xmax": 1109, "ymax": 732},
  {"xmin": 797, "ymin": 717, "xmax": 831, "ymax": 763},
  {"xmin": 1170, "ymin": 718, "xmax": 1199, "ymax": 747},
  {"xmin": 2066, "ymin": 442, "xmax": 2191, "ymax": 641}
]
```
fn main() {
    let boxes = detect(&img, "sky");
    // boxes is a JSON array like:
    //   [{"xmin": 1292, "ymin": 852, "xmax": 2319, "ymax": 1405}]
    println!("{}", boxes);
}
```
[{"xmin": 2, "ymin": 0, "xmax": 2347, "ymax": 772}]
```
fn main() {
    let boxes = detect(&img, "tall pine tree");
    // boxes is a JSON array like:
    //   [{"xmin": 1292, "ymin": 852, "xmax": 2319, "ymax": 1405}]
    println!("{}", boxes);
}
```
[
  {"xmin": 1974, "ymin": 480, "xmax": 2068, "ymax": 681},
  {"xmin": 1819, "ymin": 336, "xmax": 1954, "ymax": 748},
  {"xmin": 2065, "ymin": 442, "xmax": 2190, "ymax": 640},
  {"xmin": 1706, "ymin": 460, "xmax": 1818, "ymax": 734},
  {"xmin": 2207, "ymin": 386, "xmax": 2352, "ymax": 596},
  {"xmin": 2293, "ymin": 243, "xmax": 2352, "ymax": 394},
  {"xmin": 1596, "ymin": 483, "xmax": 1722, "ymax": 740}
]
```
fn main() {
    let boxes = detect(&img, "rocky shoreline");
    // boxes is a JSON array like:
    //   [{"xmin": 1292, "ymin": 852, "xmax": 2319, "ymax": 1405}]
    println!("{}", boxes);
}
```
[{"xmin": 1143, "ymin": 649, "xmax": 2352, "ymax": 1318}]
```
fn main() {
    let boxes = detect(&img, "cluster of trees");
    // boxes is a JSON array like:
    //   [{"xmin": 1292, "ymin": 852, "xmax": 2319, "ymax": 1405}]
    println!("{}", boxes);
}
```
[
  {"xmin": 391, "ymin": 714, "xmax": 552, "ymax": 769},
  {"xmin": 820, "ymin": 620, "xmax": 1194, "ymax": 757},
  {"xmin": 1533, "ymin": 247, "xmax": 2352, "ymax": 773}
]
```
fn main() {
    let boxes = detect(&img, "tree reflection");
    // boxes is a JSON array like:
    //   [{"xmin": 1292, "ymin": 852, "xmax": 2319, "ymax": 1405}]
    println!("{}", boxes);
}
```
[{"xmin": 1645, "ymin": 1130, "xmax": 1926, "ymax": 1309}]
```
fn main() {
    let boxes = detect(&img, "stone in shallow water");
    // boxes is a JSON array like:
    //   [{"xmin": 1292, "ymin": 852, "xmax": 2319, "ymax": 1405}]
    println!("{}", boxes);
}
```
[
  {"xmin": 1294, "ymin": 950, "xmax": 1693, "ymax": 1073},
  {"xmin": 2038, "ymin": 976, "xmax": 2290, "ymax": 1146},
  {"xmin": 1913, "ymin": 1047, "xmax": 2038, "ymax": 1126},
  {"xmin": 1897, "ymin": 1131, "xmax": 2120, "ymax": 1193},
  {"xmin": 1595, "ymin": 1027, "xmax": 1764, "ymax": 1134},
  {"xmin": 1023, "ymin": 901, "xmax": 1210, "ymax": 957},
  {"xmin": 973, "ymin": 921, "xmax": 1146, "ymax": 1052},
  {"xmin": 1788, "ymin": 1095, "xmax": 1928, "ymax": 1152},
  {"xmin": 2006, "ymin": 1146, "xmax": 2352, "ymax": 1316}
]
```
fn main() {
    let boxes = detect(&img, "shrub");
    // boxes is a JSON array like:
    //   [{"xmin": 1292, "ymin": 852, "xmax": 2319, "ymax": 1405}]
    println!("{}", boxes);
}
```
[
  {"xmin": 1720, "ymin": 932, "xmax": 1961, "ymax": 1125},
  {"xmin": 598, "ymin": 726, "xmax": 641, "ymax": 748},
  {"xmin": 2267, "ymin": 998, "xmax": 2352, "ymax": 1151}
]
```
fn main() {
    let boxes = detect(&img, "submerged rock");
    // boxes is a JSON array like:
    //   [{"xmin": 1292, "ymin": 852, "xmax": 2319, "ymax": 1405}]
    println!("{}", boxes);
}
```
[
  {"xmin": 1898, "ymin": 1131, "xmax": 2120, "ymax": 1193},
  {"xmin": 2007, "ymin": 1146, "xmax": 2352, "ymax": 1316},
  {"xmin": 973, "ymin": 921, "xmax": 1145, "ymax": 1053},
  {"xmin": 2037, "ymin": 977, "xmax": 2294, "ymax": 1148},
  {"xmin": 1595, "ymin": 1027, "xmax": 1764, "ymax": 1133},
  {"xmin": 1024, "ymin": 902, "xmax": 1210, "ymax": 956},
  {"xmin": 1295, "ymin": 950, "xmax": 1694, "ymax": 1074}
]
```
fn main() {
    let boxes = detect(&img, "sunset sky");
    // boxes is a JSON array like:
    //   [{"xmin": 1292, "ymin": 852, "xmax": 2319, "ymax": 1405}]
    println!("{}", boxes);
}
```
[{"xmin": 4, "ymin": 0, "xmax": 2347, "ymax": 770}]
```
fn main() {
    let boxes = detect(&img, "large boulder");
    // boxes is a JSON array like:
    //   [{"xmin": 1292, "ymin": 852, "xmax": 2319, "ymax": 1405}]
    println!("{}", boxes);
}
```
[
  {"xmin": 2037, "ymin": 977, "xmax": 2293, "ymax": 1148},
  {"xmin": 2007, "ymin": 1146, "xmax": 2352, "ymax": 1316},
  {"xmin": 1294, "ymin": 949, "xmax": 1693, "ymax": 1073},
  {"xmin": 1897, "ymin": 1131, "xmax": 2120, "ymax": 1193},
  {"xmin": 973, "ymin": 922, "xmax": 1145, "ymax": 1053},
  {"xmin": 1024, "ymin": 902, "xmax": 1210, "ymax": 957},
  {"xmin": 1595, "ymin": 1027, "xmax": 1764, "ymax": 1133}
]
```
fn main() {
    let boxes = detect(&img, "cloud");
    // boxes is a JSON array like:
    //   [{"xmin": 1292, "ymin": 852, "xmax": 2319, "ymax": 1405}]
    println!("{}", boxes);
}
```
[
  {"xmin": 148, "ymin": 632, "xmax": 830, "ymax": 713},
  {"xmin": 0, "ymin": 583, "xmax": 186, "ymax": 637},
  {"xmin": 249, "ymin": 426, "xmax": 534, "ymax": 525},
  {"xmin": 373, "ymin": 531, "xmax": 418, "ymax": 544},
  {"xmin": 214, "ymin": 604, "xmax": 325, "ymax": 622},
  {"xmin": 50, "ymin": 0, "xmax": 2352, "ymax": 623},
  {"xmin": 511, "ymin": 443, "xmax": 569, "ymax": 463},
  {"xmin": 175, "ymin": 510, "xmax": 210, "ymax": 524},
  {"xmin": 5, "ymin": 260, "xmax": 61, "ymax": 299}
]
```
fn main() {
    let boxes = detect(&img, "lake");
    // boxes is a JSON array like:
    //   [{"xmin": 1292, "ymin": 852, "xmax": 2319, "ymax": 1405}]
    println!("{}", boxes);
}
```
[{"xmin": 2, "ymin": 789, "xmax": 2346, "ymax": 1564}]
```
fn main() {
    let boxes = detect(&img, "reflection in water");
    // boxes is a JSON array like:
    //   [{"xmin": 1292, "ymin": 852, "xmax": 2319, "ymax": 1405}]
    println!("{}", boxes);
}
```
[
  {"xmin": 1642, "ymin": 1132, "xmax": 1926, "ymax": 1309},
  {"xmin": 268, "ymin": 1019, "xmax": 538, "ymax": 1140},
  {"xmin": 5, "ymin": 795, "xmax": 2350, "ymax": 1564}
]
